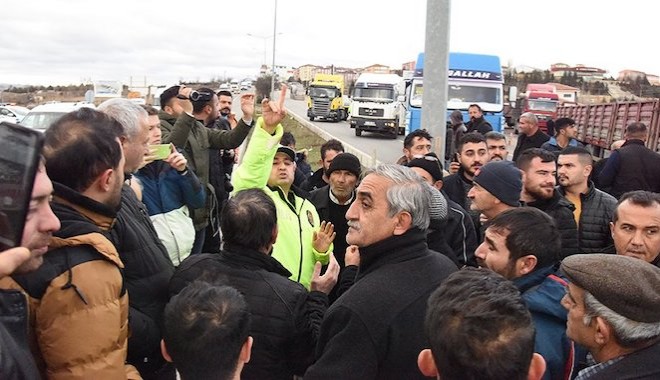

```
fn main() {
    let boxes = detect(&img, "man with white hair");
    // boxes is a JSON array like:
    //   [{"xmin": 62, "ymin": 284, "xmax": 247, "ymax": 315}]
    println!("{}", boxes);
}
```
[
  {"xmin": 561, "ymin": 254, "xmax": 660, "ymax": 379},
  {"xmin": 306, "ymin": 164, "xmax": 458, "ymax": 379}
]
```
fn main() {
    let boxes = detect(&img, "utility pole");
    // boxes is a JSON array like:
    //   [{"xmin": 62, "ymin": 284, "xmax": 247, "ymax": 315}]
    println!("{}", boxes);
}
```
[{"xmin": 422, "ymin": 0, "xmax": 450, "ymax": 162}]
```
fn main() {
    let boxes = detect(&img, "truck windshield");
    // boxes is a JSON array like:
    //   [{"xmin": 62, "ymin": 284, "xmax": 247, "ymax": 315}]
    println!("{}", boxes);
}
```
[
  {"xmin": 409, "ymin": 81, "xmax": 500, "ymax": 108},
  {"xmin": 527, "ymin": 100, "xmax": 558, "ymax": 112},
  {"xmin": 353, "ymin": 87, "xmax": 395, "ymax": 102},
  {"xmin": 309, "ymin": 87, "xmax": 338, "ymax": 98},
  {"xmin": 448, "ymin": 85, "xmax": 500, "ymax": 104}
]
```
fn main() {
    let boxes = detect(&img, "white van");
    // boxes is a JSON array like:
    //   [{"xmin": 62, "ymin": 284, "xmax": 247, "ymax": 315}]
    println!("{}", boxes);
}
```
[{"xmin": 20, "ymin": 102, "xmax": 96, "ymax": 132}]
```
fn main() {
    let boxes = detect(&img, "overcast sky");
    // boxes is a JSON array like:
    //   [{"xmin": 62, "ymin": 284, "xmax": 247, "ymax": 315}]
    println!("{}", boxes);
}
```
[{"xmin": 1, "ymin": 0, "xmax": 657, "ymax": 86}]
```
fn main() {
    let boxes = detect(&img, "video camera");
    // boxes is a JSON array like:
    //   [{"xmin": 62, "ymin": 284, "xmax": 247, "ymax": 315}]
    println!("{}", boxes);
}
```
[{"xmin": 189, "ymin": 90, "xmax": 214, "ymax": 102}]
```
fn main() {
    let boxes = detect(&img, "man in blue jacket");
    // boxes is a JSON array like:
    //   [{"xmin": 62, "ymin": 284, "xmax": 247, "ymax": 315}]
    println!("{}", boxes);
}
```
[{"xmin": 475, "ymin": 207, "xmax": 574, "ymax": 380}]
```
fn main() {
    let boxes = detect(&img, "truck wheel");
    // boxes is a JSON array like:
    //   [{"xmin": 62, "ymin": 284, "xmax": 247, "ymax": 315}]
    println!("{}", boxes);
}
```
[
  {"xmin": 399, "ymin": 127, "xmax": 405, "ymax": 135},
  {"xmin": 390, "ymin": 131, "xmax": 398, "ymax": 139},
  {"xmin": 309, "ymin": 116, "xmax": 315, "ymax": 121},
  {"xmin": 355, "ymin": 128, "xmax": 362, "ymax": 136}
]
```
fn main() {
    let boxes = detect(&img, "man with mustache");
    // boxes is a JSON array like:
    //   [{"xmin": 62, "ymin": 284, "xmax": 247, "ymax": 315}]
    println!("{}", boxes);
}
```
[
  {"xmin": 485, "ymin": 131, "xmax": 509, "ymax": 161},
  {"xmin": 557, "ymin": 147, "xmax": 617, "ymax": 254},
  {"xmin": 306, "ymin": 164, "xmax": 457, "ymax": 379},
  {"xmin": 309, "ymin": 152, "xmax": 361, "ymax": 301},
  {"xmin": 443, "ymin": 133, "xmax": 488, "ymax": 233},
  {"xmin": 517, "ymin": 148, "xmax": 579, "ymax": 258},
  {"xmin": 611, "ymin": 190, "xmax": 660, "ymax": 267}
]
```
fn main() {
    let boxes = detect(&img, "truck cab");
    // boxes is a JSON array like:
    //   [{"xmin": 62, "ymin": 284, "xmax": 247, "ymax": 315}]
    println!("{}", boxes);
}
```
[
  {"xmin": 349, "ymin": 73, "xmax": 406, "ymax": 138},
  {"xmin": 306, "ymin": 74, "xmax": 347, "ymax": 122},
  {"xmin": 521, "ymin": 84, "xmax": 559, "ymax": 133}
]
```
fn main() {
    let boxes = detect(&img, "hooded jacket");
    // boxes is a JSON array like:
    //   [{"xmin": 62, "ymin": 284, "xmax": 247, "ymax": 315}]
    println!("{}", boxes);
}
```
[
  {"xmin": 159, "ymin": 111, "xmax": 253, "ymax": 230},
  {"xmin": 134, "ymin": 159, "xmax": 206, "ymax": 265},
  {"xmin": 516, "ymin": 265, "xmax": 574, "ymax": 380},
  {"xmin": 0, "ymin": 182, "xmax": 140, "ymax": 379},
  {"xmin": 231, "ymin": 119, "xmax": 330, "ymax": 289}
]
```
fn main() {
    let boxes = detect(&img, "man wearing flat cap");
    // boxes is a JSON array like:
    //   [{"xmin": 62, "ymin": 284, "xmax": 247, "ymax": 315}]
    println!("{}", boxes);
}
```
[{"xmin": 561, "ymin": 254, "xmax": 660, "ymax": 379}]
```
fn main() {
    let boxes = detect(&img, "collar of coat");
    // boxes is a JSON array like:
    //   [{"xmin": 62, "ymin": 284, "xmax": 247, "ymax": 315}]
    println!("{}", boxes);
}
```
[
  {"xmin": 357, "ymin": 228, "xmax": 428, "ymax": 279},
  {"xmin": 221, "ymin": 243, "xmax": 291, "ymax": 277},
  {"xmin": 52, "ymin": 182, "xmax": 117, "ymax": 231}
]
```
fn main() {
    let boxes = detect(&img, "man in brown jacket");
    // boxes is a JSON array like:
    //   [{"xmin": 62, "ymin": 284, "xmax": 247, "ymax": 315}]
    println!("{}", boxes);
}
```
[{"xmin": 1, "ymin": 108, "xmax": 140, "ymax": 379}]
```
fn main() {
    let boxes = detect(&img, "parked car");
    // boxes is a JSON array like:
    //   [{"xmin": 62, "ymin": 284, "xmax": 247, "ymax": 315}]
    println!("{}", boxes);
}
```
[
  {"xmin": 0, "ymin": 105, "xmax": 30, "ymax": 123},
  {"xmin": 218, "ymin": 83, "xmax": 231, "ymax": 91},
  {"xmin": 20, "ymin": 102, "xmax": 96, "ymax": 132}
]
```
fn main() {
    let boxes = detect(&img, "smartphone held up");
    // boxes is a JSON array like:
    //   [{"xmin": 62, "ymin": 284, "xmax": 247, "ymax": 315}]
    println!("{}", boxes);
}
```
[{"xmin": 0, "ymin": 122, "xmax": 44, "ymax": 251}]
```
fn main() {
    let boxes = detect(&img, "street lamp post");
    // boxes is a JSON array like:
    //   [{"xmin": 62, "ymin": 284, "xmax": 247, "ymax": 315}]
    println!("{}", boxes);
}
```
[{"xmin": 270, "ymin": 0, "xmax": 278, "ymax": 98}]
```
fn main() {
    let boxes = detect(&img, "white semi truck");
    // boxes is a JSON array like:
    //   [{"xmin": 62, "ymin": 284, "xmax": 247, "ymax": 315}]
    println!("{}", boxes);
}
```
[{"xmin": 349, "ymin": 73, "xmax": 406, "ymax": 138}]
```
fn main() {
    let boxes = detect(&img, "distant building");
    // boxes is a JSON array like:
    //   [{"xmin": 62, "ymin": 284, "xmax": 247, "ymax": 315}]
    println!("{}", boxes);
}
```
[
  {"xmin": 401, "ymin": 61, "xmax": 415, "ymax": 71},
  {"xmin": 618, "ymin": 69, "xmax": 648, "ymax": 82},
  {"xmin": 551, "ymin": 63, "xmax": 607, "ymax": 81},
  {"xmin": 361, "ymin": 64, "xmax": 392, "ymax": 74},
  {"xmin": 293, "ymin": 65, "xmax": 359, "ymax": 92},
  {"xmin": 547, "ymin": 82, "xmax": 580, "ymax": 104},
  {"xmin": 295, "ymin": 64, "xmax": 321, "ymax": 83}
]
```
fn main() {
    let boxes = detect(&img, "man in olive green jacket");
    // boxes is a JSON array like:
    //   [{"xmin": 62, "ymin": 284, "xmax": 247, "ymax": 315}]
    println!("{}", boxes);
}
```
[
  {"xmin": 159, "ymin": 85, "xmax": 254, "ymax": 253},
  {"xmin": 232, "ymin": 95, "xmax": 335, "ymax": 289}
]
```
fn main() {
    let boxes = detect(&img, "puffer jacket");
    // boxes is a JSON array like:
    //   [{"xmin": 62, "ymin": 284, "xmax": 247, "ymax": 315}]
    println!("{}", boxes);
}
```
[
  {"xmin": 134, "ymin": 160, "xmax": 206, "ymax": 266},
  {"xmin": 159, "ymin": 111, "xmax": 253, "ymax": 230},
  {"xmin": 232, "ymin": 119, "xmax": 330, "ymax": 290},
  {"xmin": 527, "ymin": 190, "xmax": 579, "ymax": 258},
  {"xmin": 558, "ymin": 182, "xmax": 617, "ymax": 254},
  {"xmin": 0, "ymin": 183, "xmax": 139, "ymax": 379},
  {"xmin": 111, "ymin": 184, "xmax": 174, "ymax": 376},
  {"xmin": 516, "ymin": 265, "xmax": 574, "ymax": 380},
  {"xmin": 170, "ymin": 244, "xmax": 328, "ymax": 379}
]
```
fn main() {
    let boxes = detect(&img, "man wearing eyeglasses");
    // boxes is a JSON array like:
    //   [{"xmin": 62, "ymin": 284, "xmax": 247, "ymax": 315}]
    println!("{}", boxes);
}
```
[{"xmin": 158, "ymin": 85, "xmax": 255, "ymax": 254}]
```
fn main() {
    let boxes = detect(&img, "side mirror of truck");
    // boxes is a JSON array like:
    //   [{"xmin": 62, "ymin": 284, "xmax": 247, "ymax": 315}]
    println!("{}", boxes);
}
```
[
  {"xmin": 397, "ymin": 95, "xmax": 405, "ymax": 102},
  {"xmin": 508, "ymin": 86, "xmax": 518, "ymax": 102}
]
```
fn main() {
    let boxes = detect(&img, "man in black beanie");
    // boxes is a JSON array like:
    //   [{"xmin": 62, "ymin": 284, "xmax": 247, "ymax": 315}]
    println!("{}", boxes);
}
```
[
  {"xmin": 309, "ymin": 153, "xmax": 361, "ymax": 301},
  {"xmin": 468, "ymin": 161, "xmax": 522, "ymax": 221}
]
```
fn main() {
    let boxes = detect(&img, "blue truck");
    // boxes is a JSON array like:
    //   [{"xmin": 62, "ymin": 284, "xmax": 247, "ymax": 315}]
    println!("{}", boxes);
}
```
[{"xmin": 406, "ymin": 52, "xmax": 505, "ymax": 134}]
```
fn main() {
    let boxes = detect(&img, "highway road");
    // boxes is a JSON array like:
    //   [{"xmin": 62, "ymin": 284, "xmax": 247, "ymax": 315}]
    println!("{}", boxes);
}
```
[{"xmin": 282, "ymin": 97, "xmax": 404, "ymax": 165}]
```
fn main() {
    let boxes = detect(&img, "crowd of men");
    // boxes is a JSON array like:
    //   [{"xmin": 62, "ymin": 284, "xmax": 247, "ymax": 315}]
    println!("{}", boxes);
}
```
[{"xmin": 1, "ymin": 91, "xmax": 659, "ymax": 380}]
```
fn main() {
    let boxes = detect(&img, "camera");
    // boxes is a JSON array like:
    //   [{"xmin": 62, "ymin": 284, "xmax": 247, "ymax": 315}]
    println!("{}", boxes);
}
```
[{"xmin": 189, "ymin": 90, "xmax": 213, "ymax": 102}]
